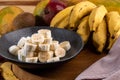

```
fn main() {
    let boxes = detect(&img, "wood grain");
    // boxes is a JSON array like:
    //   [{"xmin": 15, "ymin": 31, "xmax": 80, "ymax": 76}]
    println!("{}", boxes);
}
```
[{"xmin": 0, "ymin": 0, "xmax": 40, "ymax": 5}]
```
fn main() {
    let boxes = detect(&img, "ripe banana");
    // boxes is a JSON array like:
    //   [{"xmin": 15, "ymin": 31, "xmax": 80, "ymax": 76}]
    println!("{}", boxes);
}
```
[
  {"xmin": 76, "ymin": 15, "xmax": 90, "ymax": 44},
  {"xmin": 50, "ymin": 6, "xmax": 74, "ymax": 27},
  {"xmin": 55, "ymin": 15, "xmax": 69, "ymax": 29},
  {"xmin": 92, "ymin": 19, "xmax": 107, "ymax": 52},
  {"xmin": 106, "ymin": 11, "xmax": 120, "ymax": 49},
  {"xmin": 89, "ymin": 5, "xmax": 107, "ymax": 31},
  {"xmin": 68, "ymin": 1, "xmax": 96, "ymax": 30}
]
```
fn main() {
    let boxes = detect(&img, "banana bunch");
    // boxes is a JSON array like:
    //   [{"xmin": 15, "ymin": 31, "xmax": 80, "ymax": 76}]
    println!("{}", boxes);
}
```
[{"xmin": 50, "ymin": 1, "xmax": 120, "ymax": 53}]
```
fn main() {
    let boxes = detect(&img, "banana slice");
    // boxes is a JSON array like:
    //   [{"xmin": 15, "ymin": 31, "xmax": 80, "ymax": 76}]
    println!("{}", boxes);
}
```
[
  {"xmin": 39, "ymin": 44, "xmax": 50, "ymax": 51},
  {"xmin": 38, "ymin": 29, "xmax": 51, "ymax": 38},
  {"xmin": 89, "ymin": 5, "xmax": 107, "ymax": 31},
  {"xmin": 18, "ymin": 50, "xmax": 26, "ymax": 62},
  {"xmin": 17, "ymin": 37, "xmax": 26, "ymax": 48},
  {"xmin": 60, "ymin": 41, "xmax": 71, "ymax": 51},
  {"xmin": 25, "ymin": 57, "xmax": 38, "ymax": 63},
  {"xmin": 26, "ymin": 52, "xmax": 35, "ymax": 58},
  {"xmin": 26, "ymin": 36, "xmax": 32, "ymax": 43},
  {"xmin": 23, "ymin": 42, "xmax": 37, "ymax": 55},
  {"xmin": 50, "ymin": 41, "xmax": 59, "ymax": 51},
  {"xmin": 9, "ymin": 45, "xmax": 20, "ymax": 56},
  {"xmin": 43, "ymin": 37, "xmax": 52, "ymax": 44},
  {"xmin": 38, "ymin": 51, "xmax": 53, "ymax": 63},
  {"xmin": 31, "ymin": 33, "xmax": 44, "ymax": 44},
  {"xmin": 55, "ymin": 47, "xmax": 66, "ymax": 58},
  {"xmin": 47, "ymin": 57, "xmax": 60, "ymax": 63}
]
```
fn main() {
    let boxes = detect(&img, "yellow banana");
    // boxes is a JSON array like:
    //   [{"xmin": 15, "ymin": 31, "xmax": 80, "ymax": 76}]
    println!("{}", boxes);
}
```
[
  {"xmin": 92, "ymin": 19, "xmax": 107, "ymax": 52},
  {"xmin": 68, "ymin": 1, "xmax": 96, "ymax": 30},
  {"xmin": 89, "ymin": 5, "xmax": 107, "ymax": 31},
  {"xmin": 50, "ymin": 6, "xmax": 74, "ymax": 27},
  {"xmin": 76, "ymin": 15, "xmax": 90, "ymax": 44},
  {"xmin": 106, "ymin": 11, "xmax": 120, "ymax": 35},
  {"xmin": 106, "ymin": 11, "xmax": 120, "ymax": 49},
  {"xmin": 55, "ymin": 15, "xmax": 69, "ymax": 28}
]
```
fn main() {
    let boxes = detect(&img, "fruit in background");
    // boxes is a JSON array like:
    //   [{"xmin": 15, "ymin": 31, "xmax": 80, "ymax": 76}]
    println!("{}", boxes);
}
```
[
  {"xmin": 0, "ymin": 6, "xmax": 23, "ymax": 35},
  {"xmin": 33, "ymin": 0, "xmax": 66, "ymax": 26},
  {"xmin": 61, "ymin": 0, "xmax": 120, "ymax": 13},
  {"xmin": 68, "ymin": 1, "xmax": 96, "ymax": 30},
  {"xmin": 12, "ymin": 12, "xmax": 35, "ymax": 30},
  {"xmin": 50, "ymin": 6, "xmax": 74, "ymax": 28}
]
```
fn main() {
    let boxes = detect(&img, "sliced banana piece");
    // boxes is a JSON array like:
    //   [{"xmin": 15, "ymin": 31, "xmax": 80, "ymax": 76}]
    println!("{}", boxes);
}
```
[
  {"xmin": 39, "ymin": 44, "xmax": 50, "ymax": 51},
  {"xmin": 38, "ymin": 29, "xmax": 51, "ymax": 38},
  {"xmin": 60, "ymin": 41, "xmax": 71, "ymax": 51},
  {"xmin": 9, "ymin": 45, "xmax": 20, "ymax": 56},
  {"xmin": 38, "ymin": 51, "xmax": 53, "ymax": 63},
  {"xmin": 18, "ymin": 50, "xmax": 26, "ymax": 62},
  {"xmin": 43, "ymin": 37, "xmax": 52, "ymax": 44},
  {"xmin": 31, "ymin": 33, "xmax": 44, "ymax": 44},
  {"xmin": 26, "ymin": 52, "xmax": 35, "ymax": 58},
  {"xmin": 23, "ymin": 42, "xmax": 37, "ymax": 56},
  {"xmin": 89, "ymin": 5, "xmax": 107, "ymax": 31},
  {"xmin": 25, "ymin": 57, "xmax": 38, "ymax": 63},
  {"xmin": 47, "ymin": 57, "xmax": 60, "ymax": 63},
  {"xmin": 50, "ymin": 41, "xmax": 59, "ymax": 51},
  {"xmin": 55, "ymin": 47, "xmax": 66, "ymax": 58},
  {"xmin": 17, "ymin": 37, "xmax": 26, "ymax": 48}
]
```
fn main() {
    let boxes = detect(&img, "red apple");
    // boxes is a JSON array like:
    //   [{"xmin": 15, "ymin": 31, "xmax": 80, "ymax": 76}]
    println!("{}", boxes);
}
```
[{"xmin": 34, "ymin": 0, "xmax": 67, "ymax": 26}]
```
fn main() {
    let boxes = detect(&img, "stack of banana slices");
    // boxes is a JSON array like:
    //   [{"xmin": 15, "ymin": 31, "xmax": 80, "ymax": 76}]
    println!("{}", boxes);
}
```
[{"xmin": 50, "ymin": 1, "xmax": 120, "ymax": 53}]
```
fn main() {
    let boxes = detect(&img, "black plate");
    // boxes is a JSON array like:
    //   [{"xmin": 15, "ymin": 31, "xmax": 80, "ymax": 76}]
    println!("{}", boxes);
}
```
[{"xmin": 0, "ymin": 26, "xmax": 84, "ymax": 69}]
